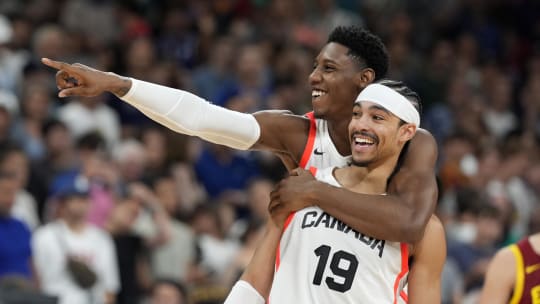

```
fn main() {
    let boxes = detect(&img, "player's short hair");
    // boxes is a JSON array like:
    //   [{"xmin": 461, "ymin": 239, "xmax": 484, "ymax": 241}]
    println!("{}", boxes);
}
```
[
  {"xmin": 376, "ymin": 79, "xmax": 422, "ymax": 115},
  {"xmin": 328, "ymin": 26, "xmax": 389, "ymax": 80}
]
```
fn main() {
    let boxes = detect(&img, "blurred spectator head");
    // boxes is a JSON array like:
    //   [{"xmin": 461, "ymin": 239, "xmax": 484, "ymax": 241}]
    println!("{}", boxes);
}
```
[
  {"xmin": 112, "ymin": 138, "xmax": 147, "ymax": 182},
  {"xmin": 474, "ymin": 203, "xmax": 503, "ymax": 247},
  {"xmin": 150, "ymin": 278, "xmax": 187, "ymax": 304},
  {"xmin": 31, "ymin": 24, "xmax": 67, "ymax": 59},
  {"xmin": 42, "ymin": 119, "xmax": 73, "ymax": 157},
  {"xmin": 235, "ymin": 43, "xmax": 267, "ymax": 87},
  {"xmin": 56, "ymin": 182, "xmax": 90, "ymax": 222},
  {"xmin": 126, "ymin": 36, "xmax": 156, "ymax": 75},
  {"xmin": 153, "ymin": 175, "xmax": 179, "ymax": 216},
  {"xmin": 108, "ymin": 194, "xmax": 140, "ymax": 233},
  {"xmin": 0, "ymin": 142, "xmax": 22, "ymax": 216},
  {"xmin": 190, "ymin": 204, "xmax": 223, "ymax": 239},
  {"xmin": 141, "ymin": 127, "xmax": 168, "ymax": 171},
  {"xmin": 76, "ymin": 131, "xmax": 107, "ymax": 166},
  {"xmin": 20, "ymin": 82, "xmax": 51, "ymax": 120},
  {"xmin": 0, "ymin": 141, "xmax": 28, "ymax": 189}
]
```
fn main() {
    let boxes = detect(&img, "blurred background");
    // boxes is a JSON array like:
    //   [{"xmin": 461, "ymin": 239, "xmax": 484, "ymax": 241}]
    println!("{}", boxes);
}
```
[{"xmin": 0, "ymin": 0, "xmax": 539, "ymax": 303}]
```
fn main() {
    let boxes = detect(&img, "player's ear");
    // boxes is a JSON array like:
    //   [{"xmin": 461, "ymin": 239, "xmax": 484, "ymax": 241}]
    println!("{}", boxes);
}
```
[
  {"xmin": 398, "ymin": 123, "xmax": 417, "ymax": 143},
  {"xmin": 356, "ymin": 68, "xmax": 375, "ymax": 90}
]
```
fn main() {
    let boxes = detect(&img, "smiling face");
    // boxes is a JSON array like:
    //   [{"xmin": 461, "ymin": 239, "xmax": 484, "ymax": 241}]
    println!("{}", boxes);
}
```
[
  {"xmin": 348, "ymin": 101, "xmax": 416, "ymax": 168},
  {"xmin": 309, "ymin": 42, "xmax": 372, "ymax": 120}
]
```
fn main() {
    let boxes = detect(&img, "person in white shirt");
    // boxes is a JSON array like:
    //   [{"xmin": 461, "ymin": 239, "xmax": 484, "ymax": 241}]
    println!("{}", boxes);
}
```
[{"xmin": 32, "ymin": 183, "xmax": 120, "ymax": 304}]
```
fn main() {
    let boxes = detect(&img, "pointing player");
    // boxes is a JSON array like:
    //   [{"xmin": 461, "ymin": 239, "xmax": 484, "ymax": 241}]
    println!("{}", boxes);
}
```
[{"xmin": 42, "ymin": 26, "xmax": 437, "ymax": 248}]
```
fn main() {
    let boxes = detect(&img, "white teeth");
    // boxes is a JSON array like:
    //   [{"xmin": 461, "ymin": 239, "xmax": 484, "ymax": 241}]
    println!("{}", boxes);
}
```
[
  {"xmin": 354, "ymin": 137, "xmax": 374, "ymax": 145},
  {"xmin": 312, "ymin": 90, "xmax": 326, "ymax": 98}
]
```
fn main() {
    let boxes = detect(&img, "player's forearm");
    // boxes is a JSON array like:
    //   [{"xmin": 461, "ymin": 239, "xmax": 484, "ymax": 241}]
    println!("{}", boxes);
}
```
[
  {"xmin": 240, "ymin": 221, "xmax": 281, "ymax": 297},
  {"xmin": 312, "ymin": 181, "xmax": 433, "ymax": 243},
  {"xmin": 117, "ymin": 78, "xmax": 260, "ymax": 150}
]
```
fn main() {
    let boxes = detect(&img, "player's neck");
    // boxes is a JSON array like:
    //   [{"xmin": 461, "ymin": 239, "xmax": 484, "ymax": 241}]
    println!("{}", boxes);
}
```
[
  {"xmin": 327, "ymin": 117, "xmax": 352, "ymax": 156},
  {"xmin": 335, "ymin": 156, "xmax": 400, "ymax": 194}
]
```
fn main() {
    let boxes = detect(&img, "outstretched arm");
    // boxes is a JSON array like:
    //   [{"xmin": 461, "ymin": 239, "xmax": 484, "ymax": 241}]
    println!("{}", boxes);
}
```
[
  {"xmin": 407, "ymin": 216, "xmax": 446, "ymax": 304},
  {"xmin": 41, "ymin": 59, "xmax": 309, "ymax": 162},
  {"xmin": 270, "ymin": 129, "xmax": 438, "ymax": 243},
  {"xmin": 478, "ymin": 247, "xmax": 516, "ymax": 304}
]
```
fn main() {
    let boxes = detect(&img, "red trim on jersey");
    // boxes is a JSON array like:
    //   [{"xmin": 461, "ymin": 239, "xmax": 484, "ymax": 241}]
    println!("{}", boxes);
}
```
[
  {"xmin": 275, "ymin": 212, "xmax": 297, "ymax": 271},
  {"xmin": 400, "ymin": 290, "xmax": 408, "ymax": 303},
  {"xmin": 275, "ymin": 167, "xmax": 317, "ymax": 272},
  {"xmin": 299, "ymin": 112, "xmax": 316, "ymax": 169},
  {"xmin": 393, "ymin": 243, "xmax": 409, "ymax": 304}
]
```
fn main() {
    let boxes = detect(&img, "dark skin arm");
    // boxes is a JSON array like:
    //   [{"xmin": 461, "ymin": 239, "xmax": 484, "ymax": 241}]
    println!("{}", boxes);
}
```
[{"xmin": 270, "ymin": 129, "xmax": 438, "ymax": 243}]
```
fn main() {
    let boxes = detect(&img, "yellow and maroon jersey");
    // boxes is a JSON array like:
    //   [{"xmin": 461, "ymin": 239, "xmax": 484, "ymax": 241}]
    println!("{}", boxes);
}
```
[{"xmin": 509, "ymin": 237, "xmax": 540, "ymax": 304}]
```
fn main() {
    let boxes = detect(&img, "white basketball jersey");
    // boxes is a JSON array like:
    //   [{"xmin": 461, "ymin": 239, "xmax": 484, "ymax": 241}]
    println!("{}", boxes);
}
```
[
  {"xmin": 268, "ymin": 167, "xmax": 409, "ymax": 304},
  {"xmin": 299, "ymin": 112, "xmax": 351, "ymax": 170}
]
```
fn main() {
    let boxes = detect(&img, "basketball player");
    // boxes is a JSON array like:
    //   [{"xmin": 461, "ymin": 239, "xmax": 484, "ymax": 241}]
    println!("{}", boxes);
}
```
[
  {"xmin": 42, "ymin": 26, "xmax": 437, "ymax": 247},
  {"xmin": 226, "ymin": 81, "xmax": 445, "ymax": 304},
  {"xmin": 480, "ymin": 232, "xmax": 540, "ymax": 304}
]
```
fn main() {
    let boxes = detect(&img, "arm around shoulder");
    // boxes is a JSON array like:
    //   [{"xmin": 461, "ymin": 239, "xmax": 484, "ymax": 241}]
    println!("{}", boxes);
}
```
[
  {"xmin": 387, "ymin": 128, "xmax": 438, "ymax": 242},
  {"xmin": 312, "ymin": 129, "xmax": 438, "ymax": 243}
]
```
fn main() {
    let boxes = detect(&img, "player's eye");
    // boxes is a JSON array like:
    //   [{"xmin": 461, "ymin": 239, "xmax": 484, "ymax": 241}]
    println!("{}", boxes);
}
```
[{"xmin": 324, "ymin": 65, "xmax": 335, "ymax": 72}]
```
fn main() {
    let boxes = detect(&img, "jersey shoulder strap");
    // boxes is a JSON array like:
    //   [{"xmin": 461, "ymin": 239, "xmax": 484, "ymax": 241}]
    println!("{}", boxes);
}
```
[{"xmin": 299, "ymin": 111, "xmax": 317, "ymax": 169}]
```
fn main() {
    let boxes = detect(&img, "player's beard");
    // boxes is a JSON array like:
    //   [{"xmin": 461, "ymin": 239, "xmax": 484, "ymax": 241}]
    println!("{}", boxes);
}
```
[{"xmin": 350, "ymin": 159, "xmax": 371, "ymax": 167}]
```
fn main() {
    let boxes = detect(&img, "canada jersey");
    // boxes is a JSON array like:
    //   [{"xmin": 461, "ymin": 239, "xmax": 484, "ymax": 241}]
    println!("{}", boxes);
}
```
[
  {"xmin": 509, "ymin": 237, "xmax": 540, "ymax": 304},
  {"xmin": 269, "ymin": 167, "xmax": 409, "ymax": 304},
  {"xmin": 299, "ymin": 112, "xmax": 351, "ymax": 170}
]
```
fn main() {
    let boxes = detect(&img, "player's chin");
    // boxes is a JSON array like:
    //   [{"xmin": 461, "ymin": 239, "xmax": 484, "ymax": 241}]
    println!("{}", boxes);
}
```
[
  {"xmin": 350, "ymin": 156, "xmax": 372, "ymax": 167},
  {"xmin": 312, "ymin": 106, "xmax": 327, "ymax": 119}
]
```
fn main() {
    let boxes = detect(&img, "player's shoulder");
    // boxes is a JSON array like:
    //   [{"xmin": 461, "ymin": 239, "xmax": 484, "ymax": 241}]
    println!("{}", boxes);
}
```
[
  {"xmin": 492, "ymin": 244, "xmax": 518, "ymax": 266},
  {"xmin": 425, "ymin": 215, "xmax": 445, "ymax": 238},
  {"xmin": 253, "ymin": 109, "xmax": 309, "ymax": 120},
  {"xmin": 252, "ymin": 110, "xmax": 312, "ymax": 132},
  {"xmin": 415, "ymin": 215, "xmax": 445, "ymax": 250},
  {"xmin": 410, "ymin": 128, "xmax": 437, "ymax": 150}
]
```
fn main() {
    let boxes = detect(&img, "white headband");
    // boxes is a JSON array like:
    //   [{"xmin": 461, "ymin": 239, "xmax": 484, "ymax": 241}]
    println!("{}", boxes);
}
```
[{"xmin": 355, "ymin": 83, "xmax": 420, "ymax": 126}]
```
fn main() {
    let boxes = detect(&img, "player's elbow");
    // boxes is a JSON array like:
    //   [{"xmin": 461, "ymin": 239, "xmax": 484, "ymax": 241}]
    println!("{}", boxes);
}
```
[{"xmin": 395, "ymin": 213, "xmax": 427, "ymax": 243}]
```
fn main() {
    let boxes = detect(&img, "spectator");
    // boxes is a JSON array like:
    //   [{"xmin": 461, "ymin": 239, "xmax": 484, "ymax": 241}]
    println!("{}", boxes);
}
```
[
  {"xmin": 6, "ymin": 143, "xmax": 39, "ymax": 230},
  {"xmin": 149, "ymin": 175, "xmax": 196, "ymax": 284},
  {"xmin": 148, "ymin": 279, "xmax": 188, "ymax": 304},
  {"xmin": 0, "ymin": 142, "xmax": 32, "ymax": 281},
  {"xmin": 32, "ymin": 182, "xmax": 119, "ymax": 304}
]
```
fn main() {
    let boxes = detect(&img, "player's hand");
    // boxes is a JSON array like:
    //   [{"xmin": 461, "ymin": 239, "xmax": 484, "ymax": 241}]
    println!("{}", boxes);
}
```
[
  {"xmin": 268, "ymin": 168, "xmax": 317, "ymax": 217},
  {"xmin": 41, "ymin": 58, "xmax": 130, "ymax": 98}
]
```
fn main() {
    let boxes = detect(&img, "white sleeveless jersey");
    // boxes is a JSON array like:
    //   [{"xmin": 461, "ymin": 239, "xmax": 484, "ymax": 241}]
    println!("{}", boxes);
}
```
[
  {"xmin": 268, "ymin": 167, "xmax": 409, "ymax": 304},
  {"xmin": 299, "ymin": 112, "xmax": 351, "ymax": 170}
]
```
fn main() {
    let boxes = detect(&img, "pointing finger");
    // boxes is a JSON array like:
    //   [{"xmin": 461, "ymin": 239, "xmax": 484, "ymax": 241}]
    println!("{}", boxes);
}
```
[{"xmin": 41, "ymin": 58, "xmax": 77, "ymax": 72}]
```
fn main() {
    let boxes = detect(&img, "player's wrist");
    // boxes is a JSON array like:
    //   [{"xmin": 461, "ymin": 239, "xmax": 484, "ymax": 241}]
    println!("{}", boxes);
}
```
[
  {"xmin": 306, "ymin": 179, "xmax": 324, "ymax": 207},
  {"xmin": 105, "ymin": 72, "xmax": 132, "ymax": 97}
]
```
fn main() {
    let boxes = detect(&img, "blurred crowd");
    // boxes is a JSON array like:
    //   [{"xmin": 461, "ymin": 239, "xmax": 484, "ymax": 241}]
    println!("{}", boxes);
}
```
[{"xmin": 0, "ymin": 0, "xmax": 539, "ymax": 303}]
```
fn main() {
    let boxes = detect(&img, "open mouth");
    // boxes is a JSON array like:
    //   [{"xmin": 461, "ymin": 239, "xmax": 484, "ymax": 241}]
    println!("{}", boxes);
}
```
[
  {"xmin": 312, "ymin": 89, "xmax": 327, "ymax": 100},
  {"xmin": 351, "ymin": 133, "xmax": 378, "ymax": 151},
  {"xmin": 354, "ymin": 137, "xmax": 375, "ymax": 146}
]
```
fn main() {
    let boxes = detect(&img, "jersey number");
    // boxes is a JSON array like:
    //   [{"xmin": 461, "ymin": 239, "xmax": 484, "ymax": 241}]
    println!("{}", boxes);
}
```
[{"xmin": 313, "ymin": 245, "xmax": 358, "ymax": 293}]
